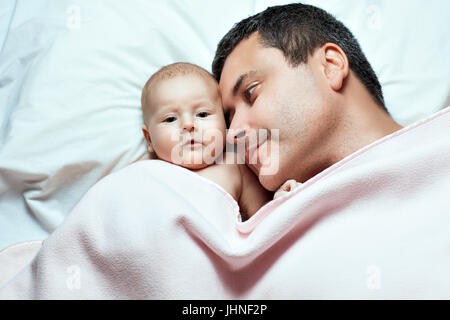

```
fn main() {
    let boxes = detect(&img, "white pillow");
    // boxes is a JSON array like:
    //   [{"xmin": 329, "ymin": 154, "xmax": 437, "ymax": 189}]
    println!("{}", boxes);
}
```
[
  {"xmin": 0, "ymin": 0, "xmax": 448, "ymax": 250},
  {"xmin": 256, "ymin": 0, "xmax": 450, "ymax": 124},
  {"xmin": 0, "ymin": 0, "xmax": 255, "ymax": 249}
]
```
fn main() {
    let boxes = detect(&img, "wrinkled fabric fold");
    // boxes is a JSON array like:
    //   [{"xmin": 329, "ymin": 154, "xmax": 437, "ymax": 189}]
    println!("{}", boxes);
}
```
[{"xmin": 1, "ymin": 107, "xmax": 450, "ymax": 299}]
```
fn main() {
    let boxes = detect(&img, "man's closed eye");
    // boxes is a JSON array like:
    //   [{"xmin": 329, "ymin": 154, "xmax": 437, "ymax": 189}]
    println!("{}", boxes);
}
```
[{"xmin": 244, "ymin": 84, "xmax": 258, "ymax": 103}]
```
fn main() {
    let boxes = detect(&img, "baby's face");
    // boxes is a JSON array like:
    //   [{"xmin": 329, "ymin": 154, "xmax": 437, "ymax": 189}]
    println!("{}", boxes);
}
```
[{"xmin": 143, "ymin": 75, "xmax": 227, "ymax": 170}]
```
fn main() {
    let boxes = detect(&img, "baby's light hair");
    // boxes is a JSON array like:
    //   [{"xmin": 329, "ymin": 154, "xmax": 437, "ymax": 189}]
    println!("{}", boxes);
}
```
[{"xmin": 141, "ymin": 62, "xmax": 217, "ymax": 126}]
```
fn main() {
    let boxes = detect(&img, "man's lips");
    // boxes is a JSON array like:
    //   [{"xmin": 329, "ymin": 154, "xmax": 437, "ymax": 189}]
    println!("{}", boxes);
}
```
[
  {"xmin": 246, "ymin": 144, "xmax": 257, "ymax": 164},
  {"xmin": 245, "ymin": 138, "xmax": 268, "ymax": 164}
]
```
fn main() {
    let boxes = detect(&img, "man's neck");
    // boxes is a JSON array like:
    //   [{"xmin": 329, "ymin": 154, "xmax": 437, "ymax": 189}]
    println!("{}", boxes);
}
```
[{"xmin": 329, "ymin": 100, "xmax": 403, "ymax": 168}]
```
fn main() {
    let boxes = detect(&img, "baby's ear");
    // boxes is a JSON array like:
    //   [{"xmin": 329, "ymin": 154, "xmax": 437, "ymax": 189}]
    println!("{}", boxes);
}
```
[{"xmin": 141, "ymin": 125, "xmax": 155, "ymax": 153}]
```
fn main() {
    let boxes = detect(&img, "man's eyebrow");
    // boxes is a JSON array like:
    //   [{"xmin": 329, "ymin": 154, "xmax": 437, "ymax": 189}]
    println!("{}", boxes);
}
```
[{"xmin": 232, "ymin": 70, "xmax": 257, "ymax": 96}]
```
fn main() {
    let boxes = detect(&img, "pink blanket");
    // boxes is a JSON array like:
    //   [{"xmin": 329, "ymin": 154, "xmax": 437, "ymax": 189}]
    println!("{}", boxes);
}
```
[{"xmin": 1, "ymin": 107, "xmax": 450, "ymax": 299}]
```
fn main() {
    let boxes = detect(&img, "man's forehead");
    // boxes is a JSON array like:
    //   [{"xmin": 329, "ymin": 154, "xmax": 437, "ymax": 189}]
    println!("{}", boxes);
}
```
[{"xmin": 220, "ymin": 35, "xmax": 261, "ymax": 83}]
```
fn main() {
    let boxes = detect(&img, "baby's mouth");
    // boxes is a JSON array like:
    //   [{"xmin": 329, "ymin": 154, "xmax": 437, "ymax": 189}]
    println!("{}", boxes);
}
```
[{"xmin": 182, "ymin": 138, "xmax": 203, "ymax": 147}]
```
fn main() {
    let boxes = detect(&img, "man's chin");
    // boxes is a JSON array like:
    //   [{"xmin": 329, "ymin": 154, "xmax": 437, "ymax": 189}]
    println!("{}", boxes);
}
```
[
  {"xmin": 247, "ymin": 162, "xmax": 259, "ymax": 176},
  {"xmin": 257, "ymin": 172, "xmax": 284, "ymax": 192}
]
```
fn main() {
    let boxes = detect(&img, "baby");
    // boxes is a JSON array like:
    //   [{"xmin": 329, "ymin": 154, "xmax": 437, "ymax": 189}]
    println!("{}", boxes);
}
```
[{"xmin": 141, "ymin": 62, "xmax": 298, "ymax": 220}]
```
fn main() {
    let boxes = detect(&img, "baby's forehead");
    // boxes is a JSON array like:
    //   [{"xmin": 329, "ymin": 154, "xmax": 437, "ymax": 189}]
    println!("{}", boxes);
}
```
[
  {"xmin": 149, "ymin": 74, "xmax": 220, "ymax": 107},
  {"xmin": 153, "ymin": 72, "xmax": 218, "ymax": 90}
]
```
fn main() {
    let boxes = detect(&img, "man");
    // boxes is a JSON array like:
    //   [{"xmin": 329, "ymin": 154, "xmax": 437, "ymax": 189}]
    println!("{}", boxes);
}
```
[
  {"xmin": 2, "ymin": 2, "xmax": 450, "ymax": 300},
  {"xmin": 212, "ymin": 3, "xmax": 403, "ymax": 192}
]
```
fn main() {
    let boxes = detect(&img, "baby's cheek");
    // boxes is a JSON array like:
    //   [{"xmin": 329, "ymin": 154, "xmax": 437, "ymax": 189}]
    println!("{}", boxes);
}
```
[
  {"xmin": 202, "ymin": 127, "xmax": 226, "ymax": 148},
  {"xmin": 154, "ymin": 136, "xmax": 180, "ymax": 162}
]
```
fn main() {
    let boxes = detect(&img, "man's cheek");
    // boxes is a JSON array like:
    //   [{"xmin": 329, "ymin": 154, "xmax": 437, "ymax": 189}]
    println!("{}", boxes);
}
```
[{"xmin": 259, "ymin": 131, "xmax": 280, "ymax": 177}]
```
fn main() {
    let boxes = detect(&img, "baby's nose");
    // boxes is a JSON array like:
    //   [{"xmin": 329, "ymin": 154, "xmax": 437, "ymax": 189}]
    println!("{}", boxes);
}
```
[
  {"xmin": 182, "ymin": 117, "xmax": 195, "ymax": 132},
  {"xmin": 183, "ymin": 122, "xmax": 194, "ymax": 132}
]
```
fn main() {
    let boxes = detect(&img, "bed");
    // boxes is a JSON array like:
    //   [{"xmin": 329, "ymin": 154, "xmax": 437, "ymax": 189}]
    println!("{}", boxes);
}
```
[{"xmin": 0, "ymin": 0, "xmax": 449, "ymax": 299}]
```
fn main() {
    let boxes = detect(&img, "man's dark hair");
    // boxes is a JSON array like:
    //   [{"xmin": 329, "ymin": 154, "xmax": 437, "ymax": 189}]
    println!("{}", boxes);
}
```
[{"xmin": 212, "ymin": 3, "xmax": 387, "ymax": 112}]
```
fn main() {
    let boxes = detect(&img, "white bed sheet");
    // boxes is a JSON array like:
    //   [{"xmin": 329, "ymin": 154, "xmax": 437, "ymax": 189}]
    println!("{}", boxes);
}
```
[{"xmin": 0, "ymin": 0, "xmax": 449, "ymax": 250}]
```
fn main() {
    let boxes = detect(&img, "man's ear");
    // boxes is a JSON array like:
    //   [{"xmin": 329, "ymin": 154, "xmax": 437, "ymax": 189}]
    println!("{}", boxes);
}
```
[
  {"xmin": 320, "ymin": 43, "xmax": 349, "ymax": 91},
  {"xmin": 141, "ymin": 124, "xmax": 155, "ymax": 154}
]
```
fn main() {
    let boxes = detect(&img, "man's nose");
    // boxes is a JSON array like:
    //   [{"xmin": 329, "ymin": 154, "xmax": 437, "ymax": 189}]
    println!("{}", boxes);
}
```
[
  {"xmin": 226, "ymin": 106, "xmax": 249, "ymax": 145},
  {"xmin": 227, "ymin": 127, "xmax": 247, "ymax": 145},
  {"xmin": 227, "ymin": 118, "xmax": 248, "ymax": 145}
]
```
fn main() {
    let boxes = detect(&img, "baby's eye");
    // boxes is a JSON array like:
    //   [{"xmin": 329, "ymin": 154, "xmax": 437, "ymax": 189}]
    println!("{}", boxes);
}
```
[
  {"xmin": 197, "ymin": 112, "xmax": 209, "ymax": 118},
  {"xmin": 164, "ymin": 116, "xmax": 176, "ymax": 123}
]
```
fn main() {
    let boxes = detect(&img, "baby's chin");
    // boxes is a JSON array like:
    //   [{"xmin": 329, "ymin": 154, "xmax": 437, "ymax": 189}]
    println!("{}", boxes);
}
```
[
  {"xmin": 179, "ymin": 162, "xmax": 210, "ymax": 171},
  {"xmin": 176, "ymin": 152, "xmax": 221, "ymax": 170},
  {"xmin": 170, "ymin": 152, "xmax": 214, "ymax": 170}
]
